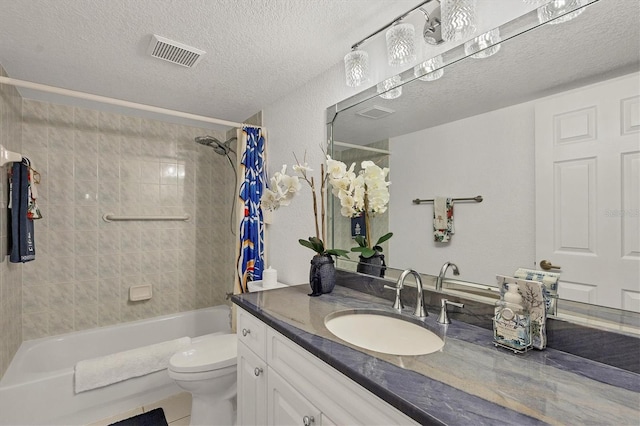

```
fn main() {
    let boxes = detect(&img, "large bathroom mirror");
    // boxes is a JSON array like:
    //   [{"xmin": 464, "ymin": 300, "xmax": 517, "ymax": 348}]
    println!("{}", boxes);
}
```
[{"xmin": 327, "ymin": 0, "xmax": 640, "ymax": 325}]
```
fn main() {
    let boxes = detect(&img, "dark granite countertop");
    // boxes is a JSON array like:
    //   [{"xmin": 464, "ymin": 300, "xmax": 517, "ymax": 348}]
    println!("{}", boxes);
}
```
[{"xmin": 232, "ymin": 284, "xmax": 640, "ymax": 426}]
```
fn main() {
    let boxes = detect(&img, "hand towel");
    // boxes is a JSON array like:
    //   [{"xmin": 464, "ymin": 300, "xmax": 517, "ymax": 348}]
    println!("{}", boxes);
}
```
[
  {"xmin": 9, "ymin": 159, "xmax": 36, "ymax": 263},
  {"xmin": 74, "ymin": 336, "xmax": 191, "ymax": 393},
  {"xmin": 514, "ymin": 267, "xmax": 560, "ymax": 315},
  {"xmin": 433, "ymin": 197, "xmax": 454, "ymax": 242},
  {"xmin": 26, "ymin": 159, "xmax": 42, "ymax": 220}
]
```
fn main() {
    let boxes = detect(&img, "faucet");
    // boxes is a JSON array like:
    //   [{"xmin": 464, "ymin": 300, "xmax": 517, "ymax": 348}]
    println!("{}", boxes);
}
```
[
  {"xmin": 383, "ymin": 280, "xmax": 404, "ymax": 313},
  {"xmin": 436, "ymin": 262, "xmax": 460, "ymax": 291},
  {"xmin": 396, "ymin": 269, "xmax": 427, "ymax": 318},
  {"xmin": 436, "ymin": 299, "xmax": 464, "ymax": 324}
]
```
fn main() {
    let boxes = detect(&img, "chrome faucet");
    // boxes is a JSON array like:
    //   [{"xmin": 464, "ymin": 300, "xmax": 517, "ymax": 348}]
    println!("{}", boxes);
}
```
[
  {"xmin": 436, "ymin": 262, "xmax": 460, "ymax": 291},
  {"xmin": 397, "ymin": 269, "xmax": 426, "ymax": 318},
  {"xmin": 383, "ymin": 280, "xmax": 404, "ymax": 313}
]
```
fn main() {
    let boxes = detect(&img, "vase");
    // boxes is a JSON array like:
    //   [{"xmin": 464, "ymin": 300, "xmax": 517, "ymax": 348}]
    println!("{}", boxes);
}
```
[
  {"xmin": 356, "ymin": 252, "xmax": 386, "ymax": 278},
  {"xmin": 308, "ymin": 254, "xmax": 336, "ymax": 296}
]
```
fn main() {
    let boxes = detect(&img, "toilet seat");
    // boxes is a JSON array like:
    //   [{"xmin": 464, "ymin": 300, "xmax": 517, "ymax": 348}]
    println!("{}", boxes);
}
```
[{"xmin": 169, "ymin": 333, "xmax": 237, "ymax": 373}]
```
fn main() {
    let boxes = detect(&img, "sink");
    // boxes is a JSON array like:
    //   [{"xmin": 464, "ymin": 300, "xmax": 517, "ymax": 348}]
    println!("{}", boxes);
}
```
[{"xmin": 324, "ymin": 310, "xmax": 444, "ymax": 356}]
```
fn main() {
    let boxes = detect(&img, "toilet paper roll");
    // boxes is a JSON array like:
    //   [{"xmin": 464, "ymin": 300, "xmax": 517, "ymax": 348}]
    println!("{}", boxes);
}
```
[{"xmin": 263, "ymin": 267, "xmax": 277, "ymax": 288}]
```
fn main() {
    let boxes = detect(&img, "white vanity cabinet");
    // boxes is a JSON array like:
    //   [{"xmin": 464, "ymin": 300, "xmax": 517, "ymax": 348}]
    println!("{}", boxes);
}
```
[{"xmin": 236, "ymin": 307, "xmax": 419, "ymax": 426}]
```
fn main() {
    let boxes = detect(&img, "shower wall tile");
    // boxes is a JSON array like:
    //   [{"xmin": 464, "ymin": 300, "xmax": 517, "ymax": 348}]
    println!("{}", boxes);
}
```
[{"xmin": 12, "ymin": 97, "xmax": 237, "ymax": 346}]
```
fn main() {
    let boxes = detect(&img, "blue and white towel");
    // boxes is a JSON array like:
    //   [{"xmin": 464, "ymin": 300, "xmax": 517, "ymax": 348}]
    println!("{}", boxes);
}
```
[{"xmin": 9, "ymin": 159, "xmax": 36, "ymax": 263}]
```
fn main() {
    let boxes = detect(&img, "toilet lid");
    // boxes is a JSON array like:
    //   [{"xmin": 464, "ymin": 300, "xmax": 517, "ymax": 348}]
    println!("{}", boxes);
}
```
[{"xmin": 169, "ymin": 333, "xmax": 237, "ymax": 373}]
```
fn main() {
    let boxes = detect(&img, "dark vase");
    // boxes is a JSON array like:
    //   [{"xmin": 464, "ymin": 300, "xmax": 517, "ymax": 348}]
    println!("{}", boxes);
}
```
[
  {"xmin": 356, "ymin": 252, "xmax": 386, "ymax": 278},
  {"xmin": 308, "ymin": 254, "xmax": 336, "ymax": 297}
]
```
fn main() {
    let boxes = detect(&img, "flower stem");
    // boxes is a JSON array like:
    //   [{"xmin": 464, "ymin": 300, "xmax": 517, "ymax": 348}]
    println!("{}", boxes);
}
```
[
  {"xmin": 321, "ymin": 163, "xmax": 326, "ymax": 244},
  {"xmin": 310, "ymin": 177, "xmax": 320, "ymax": 241},
  {"xmin": 364, "ymin": 191, "xmax": 372, "ymax": 250}
]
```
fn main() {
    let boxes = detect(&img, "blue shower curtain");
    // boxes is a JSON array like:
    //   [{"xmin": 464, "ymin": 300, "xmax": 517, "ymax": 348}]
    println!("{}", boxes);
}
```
[{"xmin": 236, "ymin": 126, "xmax": 265, "ymax": 293}]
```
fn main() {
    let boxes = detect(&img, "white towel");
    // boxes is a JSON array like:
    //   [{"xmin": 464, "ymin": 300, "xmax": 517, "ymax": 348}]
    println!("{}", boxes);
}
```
[{"xmin": 74, "ymin": 336, "xmax": 191, "ymax": 393}]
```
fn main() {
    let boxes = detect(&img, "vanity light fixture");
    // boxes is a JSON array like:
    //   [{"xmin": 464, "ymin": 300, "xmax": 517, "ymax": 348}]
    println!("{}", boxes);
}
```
[
  {"xmin": 386, "ymin": 22, "xmax": 417, "ymax": 66},
  {"xmin": 537, "ymin": 0, "xmax": 588, "ymax": 24},
  {"xmin": 343, "ymin": 0, "xmax": 478, "ymax": 87},
  {"xmin": 414, "ymin": 55, "xmax": 444, "ymax": 81},
  {"xmin": 344, "ymin": 49, "xmax": 370, "ymax": 88},
  {"xmin": 441, "ymin": 0, "xmax": 477, "ymax": 42},
  {"xmin": 464, "ymin": 28, "xmax": 502, "ymax": 59},
  {"xmin": 377, "ymin": 75, "xmax": 403, "ymax": 99}
]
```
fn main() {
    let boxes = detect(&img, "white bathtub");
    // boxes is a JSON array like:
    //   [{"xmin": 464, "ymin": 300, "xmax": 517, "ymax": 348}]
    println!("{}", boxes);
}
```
[{"xmin": 0, "ymin": 306, "xmax": 231, "ymax": 426}]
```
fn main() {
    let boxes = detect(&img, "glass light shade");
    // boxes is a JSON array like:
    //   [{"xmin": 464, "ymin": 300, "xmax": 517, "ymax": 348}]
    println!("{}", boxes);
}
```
[
  {"xmin": 414, "ymin": 55, "xmax": 444, "ymax": 81},
  {"xmin": 538, "ymin": 0, "xmax": 588, "ymax": 25},
  {"xmin": 344, "ymin": 50, "xmax": 370, "ymax": 88},
  {"xmin": 464, "ymin": 28, "xmax": 502, "ymax": 59},
  {"xmin": 377, "ymin": 75, "xmax": 402, "ymax": 99},
  {"xmin": 386, "ymin": 23, "xmax": 416, "ymax": 67},
  {"xmin": 441, "ymin": 0, "xmax": 477, "ymax": 42}
]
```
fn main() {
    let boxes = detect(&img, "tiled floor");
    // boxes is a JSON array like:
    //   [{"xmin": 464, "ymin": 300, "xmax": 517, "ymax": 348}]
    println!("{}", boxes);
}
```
[{"xmin": 88, "ymin": 392, "xmax": 191, "ymax": 426}]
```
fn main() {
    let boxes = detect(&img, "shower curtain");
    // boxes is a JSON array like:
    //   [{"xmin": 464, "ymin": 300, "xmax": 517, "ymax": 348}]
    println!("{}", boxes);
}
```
[{"xmin": 236, "ymin": 126, "xmax": 266, "ymax": 293}]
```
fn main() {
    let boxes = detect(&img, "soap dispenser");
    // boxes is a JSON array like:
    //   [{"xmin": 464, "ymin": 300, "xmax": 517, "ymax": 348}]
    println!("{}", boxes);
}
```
[{"xmin": 493, "ymin": 283, "xmax": 531, "ymax": 353}]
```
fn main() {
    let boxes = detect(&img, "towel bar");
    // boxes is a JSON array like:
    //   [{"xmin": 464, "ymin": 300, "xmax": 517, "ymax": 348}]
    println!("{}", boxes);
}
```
[
  {"xmin": 412, "ymin": 195, "xmax": 483, "ymax": 205},
  {"xmin": 103, "ymin": 213, "xmax": 191, "ymax": 222}
]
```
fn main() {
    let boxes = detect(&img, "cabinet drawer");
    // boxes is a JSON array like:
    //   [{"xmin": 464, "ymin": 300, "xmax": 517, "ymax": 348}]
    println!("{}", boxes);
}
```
[{"xmin": 237, "ymin": 308, "xmax": 267, "ymax": 359}]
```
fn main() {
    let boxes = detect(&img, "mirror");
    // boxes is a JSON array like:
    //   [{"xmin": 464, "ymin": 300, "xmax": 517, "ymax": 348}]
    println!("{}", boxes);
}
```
[{"xmin": 327, "ymin": 0, "xmax": 640, "ymax": 318}]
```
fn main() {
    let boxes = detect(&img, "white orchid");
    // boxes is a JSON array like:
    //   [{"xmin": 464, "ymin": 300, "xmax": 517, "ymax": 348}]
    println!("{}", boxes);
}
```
[{"xmin": 325, "ymin": 156, "xmax": 392, "ymax": 258}]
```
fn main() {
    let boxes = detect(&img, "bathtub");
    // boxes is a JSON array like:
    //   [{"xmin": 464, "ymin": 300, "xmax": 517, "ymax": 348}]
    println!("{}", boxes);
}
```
[{"xmin": 0, "ymin": 305, "xmax": 231, "ymax": 426}]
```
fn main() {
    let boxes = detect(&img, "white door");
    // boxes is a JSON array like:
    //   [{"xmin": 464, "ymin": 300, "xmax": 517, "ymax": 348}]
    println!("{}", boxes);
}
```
[
  {"xmin": 237, "ymin": 342, "xmax": 268, "ymax": 426},
  {"xmin": 268, "ymin": 368, "xmax": 322, "ymax": 426},
  {"xmin": 535, "ymin": 73, "xmax": 640, "ymax": 311}
]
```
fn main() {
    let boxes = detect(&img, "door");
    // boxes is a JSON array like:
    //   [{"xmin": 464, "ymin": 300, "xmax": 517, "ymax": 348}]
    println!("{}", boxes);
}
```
[
  {"xmin": 535, "ymin": 73, "xmax": 640, "ymax": 311},
  {"xmin": 268, "ymin": 368, "xmax": 322, "ymax": 426},
  {"xmin": 237, "ymin": 342, "xmax": 268, "ymax": 426}
]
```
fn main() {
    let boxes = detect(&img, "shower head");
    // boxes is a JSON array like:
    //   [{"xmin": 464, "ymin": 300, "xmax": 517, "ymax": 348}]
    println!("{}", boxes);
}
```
[{"xmin": 195, "ymin": 135, "xmax": 236, "ymax": 156}]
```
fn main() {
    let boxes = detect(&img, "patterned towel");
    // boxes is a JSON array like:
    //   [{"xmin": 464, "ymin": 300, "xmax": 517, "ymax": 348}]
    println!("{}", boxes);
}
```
[
  {"xmin": 434, "ymin": 197, "xmax": 454, "ymax": 242},
  {"xmin": 514, "ymin": 268, "xmax": 560, "ymax": 315}
]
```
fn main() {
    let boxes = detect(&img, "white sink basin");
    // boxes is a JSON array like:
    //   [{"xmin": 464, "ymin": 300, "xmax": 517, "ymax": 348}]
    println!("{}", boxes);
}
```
[{"xmin": 324, "ymin": 310, "xmax": 444, "ymax": 356}]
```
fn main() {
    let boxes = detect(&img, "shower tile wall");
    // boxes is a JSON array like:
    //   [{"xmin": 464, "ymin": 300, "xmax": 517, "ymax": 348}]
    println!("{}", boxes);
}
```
[
  {"xmin": 19, "ymin": 99, "xmax": 236, "ymax": 341},
  {"xmin": 0, "ymin": 65, "xmax": 24, "ymax": 377}
]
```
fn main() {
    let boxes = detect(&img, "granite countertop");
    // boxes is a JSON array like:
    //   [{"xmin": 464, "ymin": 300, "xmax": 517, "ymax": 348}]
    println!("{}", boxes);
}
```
[{"xmin": 232, "ymin": 284, "xmax": 640, "ymax": 426}]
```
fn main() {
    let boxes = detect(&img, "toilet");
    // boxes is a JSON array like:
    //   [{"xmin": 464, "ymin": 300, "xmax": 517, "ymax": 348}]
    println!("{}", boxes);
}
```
[{"xmin": 168, "ymin": 333, "xmax": 238, "ymax": 426}]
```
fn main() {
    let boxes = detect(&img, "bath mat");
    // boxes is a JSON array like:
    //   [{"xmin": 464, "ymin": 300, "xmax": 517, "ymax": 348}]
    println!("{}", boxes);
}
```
[{"xmin": 109, "ymin": 408, "xmax": 168, "ymax": 426}]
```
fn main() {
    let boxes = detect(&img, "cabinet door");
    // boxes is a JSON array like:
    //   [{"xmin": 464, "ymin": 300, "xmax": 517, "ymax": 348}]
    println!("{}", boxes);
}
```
[
  {"xmin": 268, "ymin": 368, "xmax": 322, "ymax": 426},
  {"xmin": 238, "ymin": 342, "xmax": 268, "ymax": 426}
]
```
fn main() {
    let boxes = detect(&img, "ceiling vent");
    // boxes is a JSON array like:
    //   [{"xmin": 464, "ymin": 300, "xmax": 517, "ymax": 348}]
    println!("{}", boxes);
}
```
[
  {"xmin": 147, "ymin": 35, "xmax": 205, "ymax": 68},
  {"xmin": 356, "ymin": 105, "xmax": 395, "ymax": 119}
]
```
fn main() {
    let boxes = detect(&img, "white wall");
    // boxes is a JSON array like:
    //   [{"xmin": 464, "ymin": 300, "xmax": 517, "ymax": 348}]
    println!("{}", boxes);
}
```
[
  {"xmin": 389, "ymin": 101, "xmax": 537, "ymax": 285},
  {"xmin": 262, "ymin": 64, "xmax": 356, "ymax": 284}
]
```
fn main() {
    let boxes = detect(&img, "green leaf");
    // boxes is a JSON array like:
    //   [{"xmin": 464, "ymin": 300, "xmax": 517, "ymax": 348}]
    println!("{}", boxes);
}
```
[
  {"xmin": 326, "ymin": 249, "xmax": 350, "ymax": 258},
  {"xmin": 351, "ymin": 246, "xmax": 376, "ymax": 258},
  {"xmin": 308, "ymin": 236, "xmax": 325, "ymax": 253},
  {"xmin": 298, "ymin": 238, "xmax": 320, "ymax": 253},
  {"xmin": 375, "ymin": 232, "xmax": 393, "ymax": 246},
  {"xmin": 354, "ymin": 235, "xmax": 367, "ymax": 247}
]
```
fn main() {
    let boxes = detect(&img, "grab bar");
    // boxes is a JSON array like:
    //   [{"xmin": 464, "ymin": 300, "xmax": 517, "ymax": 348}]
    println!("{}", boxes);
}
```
[{"xmin": 102, "ymin": 213, "xmax": 191, "ymax": 222}]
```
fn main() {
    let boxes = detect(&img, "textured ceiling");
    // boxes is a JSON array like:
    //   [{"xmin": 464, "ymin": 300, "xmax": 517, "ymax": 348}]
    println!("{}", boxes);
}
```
[{"xmin": 0, "ymin": 0, "xmax": 420, "ymax": 128}]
